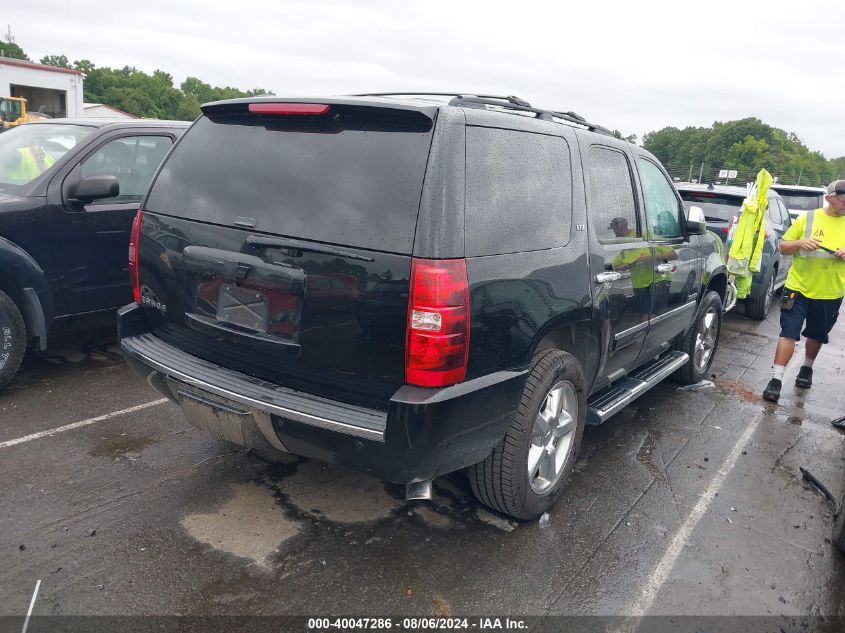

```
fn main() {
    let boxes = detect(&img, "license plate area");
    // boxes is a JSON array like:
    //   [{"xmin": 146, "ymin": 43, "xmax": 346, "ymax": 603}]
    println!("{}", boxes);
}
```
[{"xmin": 216, "ymin": 283, "xmax": 269, "ymax": 332}]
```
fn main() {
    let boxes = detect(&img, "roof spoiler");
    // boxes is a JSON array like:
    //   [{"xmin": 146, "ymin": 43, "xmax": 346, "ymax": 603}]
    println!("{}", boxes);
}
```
[{"xmin": 200, "ymin": 97, "xmax": 438, "ymax": 120}]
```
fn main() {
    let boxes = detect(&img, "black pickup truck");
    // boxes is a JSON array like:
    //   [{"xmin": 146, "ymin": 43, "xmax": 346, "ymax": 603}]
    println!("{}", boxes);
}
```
[
  {"xmin": 119, "ymin": 95, "xmax": 728, "ymax": 519},
  {"xmin": 0, "ymin": 118, "xmax": 187, "ymax": 387}
]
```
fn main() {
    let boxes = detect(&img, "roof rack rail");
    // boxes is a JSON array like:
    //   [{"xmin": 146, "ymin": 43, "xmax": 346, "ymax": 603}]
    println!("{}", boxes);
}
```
[
  {"xmin": 353, "ymin": 92, "xmax": 532, "ymax": 107},
  {"xmin": 450, "ymin": 95, "xmax": 612, "ymax": 135},
  {"xmin": 351, "ymin": 92, "xmax": 612, "ymax": 136}
]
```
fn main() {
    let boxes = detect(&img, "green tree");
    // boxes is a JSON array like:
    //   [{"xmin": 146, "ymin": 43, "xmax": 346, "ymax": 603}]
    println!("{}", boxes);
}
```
[
  {"xmin": 175, "ymin": 94, "xmax": 202, "ymax": 121},
  {"xmin": 644, "ymin": 118, "xmax": 841, "ymax": 186},
  {"xmin": 73, "ymin": 59, "xmax": 96, "ymax": 74},
  {"xmin": 612, "ymin": 130, "xmax": 638, "ymax": 144},
  {"xmin": 830, "ymin": 157, "xmax": 845, "ymax": 181},
  {"xmin": 724, "ymin": 136, "xmax": 770, "ymax": 172},
  {"xmin": 39, "ymin": 54, "xmax": 71, "ymax": 69},
  {"xmin": 7, "ymin": 43, "xmax": 271, "ymax": 121},
  {"xmin": 0, "ymin": 41, "xmax": 29, "ymax": 60}
]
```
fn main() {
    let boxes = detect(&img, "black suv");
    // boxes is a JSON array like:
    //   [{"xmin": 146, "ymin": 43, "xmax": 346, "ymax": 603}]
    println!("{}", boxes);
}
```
[
  {"xmin": 119, "ymin": 95, "xmax": 727, "ymax": 519},
  {"xmin": 0, "ymin": 118, "xmax": 188, "ymax": 387}
]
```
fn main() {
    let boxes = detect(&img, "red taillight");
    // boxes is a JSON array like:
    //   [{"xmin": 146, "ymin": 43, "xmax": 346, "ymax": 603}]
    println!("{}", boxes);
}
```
[
  {"xmin": 722, "ymin": 226, "xmax": 730, "ymax": 234},
  {"xmin": 248, "ymin": 103, "xmax": 330, "ymax": 115},
  {"xmin": 128, "ymin": 210, "xmax": 143, "ymax": 304},
  {"xmin": 405, "ymin": 258, "xmax": 470, "ymax": 388}
]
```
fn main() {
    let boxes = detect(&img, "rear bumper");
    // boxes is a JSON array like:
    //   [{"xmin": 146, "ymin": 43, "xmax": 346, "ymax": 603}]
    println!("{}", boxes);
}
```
[{"xmin": 119, "ymin": 303, "xmax": 526, "ymax": 483}]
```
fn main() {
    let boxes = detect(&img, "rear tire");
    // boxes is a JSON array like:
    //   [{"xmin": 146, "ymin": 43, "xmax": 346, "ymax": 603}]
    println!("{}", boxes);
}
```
[
  {"xmin": 0, "ymin": 289, "xmax": 26, "ymax": 390},
  {"xmin": 467, "ymin": 350, "xmax": 586, "ymax": 520},
  {"xmin": 744, "ymin": 269, "xmax": 775, "ymax": 321},
  {"xmin": 673, "ymin": 290, "xmax": 722, "ymax": 385}
]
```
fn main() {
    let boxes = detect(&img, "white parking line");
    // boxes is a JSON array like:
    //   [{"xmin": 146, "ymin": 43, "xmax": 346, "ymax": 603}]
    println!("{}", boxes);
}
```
[
  {"xmin": 21, "ymin": 579, "xmax": 40, "ymax": 633},
  {"xmin": 627, "ymin": 413, "xmax": 762, "ymax": 615},
  {"xmin": 0, "ymin": 399, "xmax": 168, "ymax": 450}
]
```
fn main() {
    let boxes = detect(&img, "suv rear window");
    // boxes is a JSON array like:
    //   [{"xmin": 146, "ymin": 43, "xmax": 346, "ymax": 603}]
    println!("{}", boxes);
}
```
[
  {"xmin": 679, "ymin": 191, "xmax": 743, "ymax": 221},
  {"xmin": 145, "ymin": 110, "xmax": 434, "ymax": 254},
  {"xmin": 465, "ymin": 127, "xmax": 572, "ymax": 256},
  {"xmin": 776, "ymin": 191, "xmax": 824, "ymax": 211}
]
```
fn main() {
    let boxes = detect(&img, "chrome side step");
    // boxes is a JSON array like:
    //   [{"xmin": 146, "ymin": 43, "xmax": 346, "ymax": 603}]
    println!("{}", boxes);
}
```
[{"xmin": 587, "ymin": 351, "xmax": 689, "ymax": 425}]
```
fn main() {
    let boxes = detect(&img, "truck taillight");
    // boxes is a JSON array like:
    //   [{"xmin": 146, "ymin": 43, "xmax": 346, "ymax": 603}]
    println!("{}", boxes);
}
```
[
  {"xmin": 128, "ymin": 210, "xmax": 143, "ymax": 304},
  {"xmin": 405, "ymin": 258, "xmax": 470, "ymax": 388}
]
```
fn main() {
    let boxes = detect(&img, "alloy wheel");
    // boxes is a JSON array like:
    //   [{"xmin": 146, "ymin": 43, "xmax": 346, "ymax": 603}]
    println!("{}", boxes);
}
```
[
  {"xmin": 694, "ymin": 307, "xmax": 719, "ymax": 372},
  {"xmin": 528, "ymin": 380, "xmax": 578, "ymax": 494}
]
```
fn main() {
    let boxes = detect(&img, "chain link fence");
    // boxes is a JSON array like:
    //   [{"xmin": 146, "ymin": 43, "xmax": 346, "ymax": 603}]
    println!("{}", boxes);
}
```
[{"xmin": 662, "ymin": 162, "xmax": 841, "ymax": 189}]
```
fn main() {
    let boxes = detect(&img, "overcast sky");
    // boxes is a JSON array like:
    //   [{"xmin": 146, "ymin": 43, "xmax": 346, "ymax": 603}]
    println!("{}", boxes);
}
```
[{"xmin": 6, "ymin": 0, "xmax": 844, "ymax": 158}]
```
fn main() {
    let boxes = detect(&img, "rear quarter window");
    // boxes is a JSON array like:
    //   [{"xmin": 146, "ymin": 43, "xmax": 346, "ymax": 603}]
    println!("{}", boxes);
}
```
[{"xmin": 464, "ymin": 127, "xmax": 572, "ymax": 257}]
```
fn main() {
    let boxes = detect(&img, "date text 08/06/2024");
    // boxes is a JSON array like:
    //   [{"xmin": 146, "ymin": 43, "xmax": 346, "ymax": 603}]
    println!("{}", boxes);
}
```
[{"xmin": 307, "ymin": 617, "xmax": 528, "ymax": 630}]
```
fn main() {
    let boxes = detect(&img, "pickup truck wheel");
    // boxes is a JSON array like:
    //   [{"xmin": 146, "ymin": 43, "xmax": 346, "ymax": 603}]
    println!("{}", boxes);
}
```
[
  {"xmin": 833, "ymin": 502, "xmax": 845, "ymax": 555},
  {"xmin": 0, "ymin": 289, "xmax": 26, "ymax": 390},
  {"xmin": 673, "ymin": 290, "xmax": 722, "ymax": 385},
  {"xmin": 744, "ymin": 269, "xmax": 775, "ymax": 321},
  {"xmin": 467, "ymin": 350, "xmax": 586, "ymax": 520}
]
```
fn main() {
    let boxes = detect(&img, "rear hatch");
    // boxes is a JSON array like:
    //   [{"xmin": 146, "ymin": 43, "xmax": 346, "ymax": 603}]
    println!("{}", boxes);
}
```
[
  {"xmin": 137, "ymin": 101, "xmax": 437, "ymax": 409},
  {"xmin": 773, "ymin": 188, "xmax": 825, "ymax": 218},
  {"xmin": 679, "ymin": 190, "xmax": 744, "ymax": 243}
]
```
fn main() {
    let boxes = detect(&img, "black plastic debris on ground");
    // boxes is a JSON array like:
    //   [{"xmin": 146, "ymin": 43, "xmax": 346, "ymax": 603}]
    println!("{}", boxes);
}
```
[{"xmin": 800, "ymin": 467, "xmax": 840, "ymax": 517}]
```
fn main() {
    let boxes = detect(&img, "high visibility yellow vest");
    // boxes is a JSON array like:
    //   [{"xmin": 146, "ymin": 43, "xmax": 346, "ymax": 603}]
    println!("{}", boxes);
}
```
[{"xmin": 5, "ymin": 146, "xmax": 56, "ymax": 184}]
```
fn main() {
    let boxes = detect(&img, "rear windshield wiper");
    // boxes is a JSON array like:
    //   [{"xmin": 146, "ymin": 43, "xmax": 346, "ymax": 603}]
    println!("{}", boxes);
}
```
[{"xmin": 246, "ymin": 234, "xmax": 375, "ymax": 262}]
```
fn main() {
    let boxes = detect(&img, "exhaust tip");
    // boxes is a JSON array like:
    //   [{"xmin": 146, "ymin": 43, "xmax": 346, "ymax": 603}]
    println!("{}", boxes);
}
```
[{"xmin": 405, "ymin": 480, "xmax": 433, "ymax": 501}]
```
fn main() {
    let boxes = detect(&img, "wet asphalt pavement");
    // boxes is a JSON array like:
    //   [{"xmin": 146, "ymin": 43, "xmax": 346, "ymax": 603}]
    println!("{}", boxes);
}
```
[{"xmin": 1, "ymin": 305, "xmax": 844, "ymax": 618}]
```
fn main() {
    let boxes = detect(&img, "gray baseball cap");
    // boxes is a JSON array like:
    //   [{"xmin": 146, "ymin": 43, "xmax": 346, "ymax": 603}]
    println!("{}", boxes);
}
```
[{"xmin": 827, "ymin": 179, "xmax": 845, "ymax": 195}]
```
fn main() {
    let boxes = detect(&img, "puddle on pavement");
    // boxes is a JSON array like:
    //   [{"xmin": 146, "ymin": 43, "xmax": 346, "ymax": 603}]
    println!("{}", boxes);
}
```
[
  {"xmin": 180, "ymin": 483, "xmax": 299, "ymax": 567},
  {"xmin": 41, "ymin": 340, "xmax": 123, "ymax": 367},
  {"xmin": 636, "ymin": 428, "xmax": 666, "ymax": 483},
  {"xmin": 716, "ymin": 379, "xmax": 762, "ymax": 403},
  {"xmin": 410, "ymin": 505, "xmax": 455, "ymax": 529},
  {"xmin": 431, "ymin": 593, "xmax": 452, "ymax": 616},
  {"xmin": 89, "ymin": 433, "xmax": 154, "ymax": 459},
  {"xmin": 268, "ymin": 461, "xmax": 401, "ymax": 524},
  {"xmin": 475, "ymin": 508, "xmax": 517, "ymax": 532}
]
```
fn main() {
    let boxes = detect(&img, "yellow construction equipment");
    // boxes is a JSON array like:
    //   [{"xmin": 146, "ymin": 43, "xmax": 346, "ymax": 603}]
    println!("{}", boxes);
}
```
[{"xmin": 0, "ymin": 96, "xmax": 46, "ymax": 131}]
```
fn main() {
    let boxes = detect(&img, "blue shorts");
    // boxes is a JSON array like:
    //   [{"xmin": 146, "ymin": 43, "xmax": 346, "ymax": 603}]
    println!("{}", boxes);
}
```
[{"xmin": 779, "ymin": 289, "xmax": 843, "ymax": 344}]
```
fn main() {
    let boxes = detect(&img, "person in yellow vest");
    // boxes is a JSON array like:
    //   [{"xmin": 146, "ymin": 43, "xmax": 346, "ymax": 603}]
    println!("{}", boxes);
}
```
[
  {"xmin": 762, "ymin": 180, "xmax": 845, "ymax": 402},
  {"xmin": 2, "ymin": 145, "xmax": 55, "ymax": 184}
]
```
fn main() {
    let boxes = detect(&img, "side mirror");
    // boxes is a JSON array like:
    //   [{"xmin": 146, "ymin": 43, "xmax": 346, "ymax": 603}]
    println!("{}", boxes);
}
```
[
  {"xmin": 74, "ymin": 175, "xmax": 119, "ymax": 202},
  {"xmin": 686, "ymin": 205, "xmax": 706, "ymax": 235}
]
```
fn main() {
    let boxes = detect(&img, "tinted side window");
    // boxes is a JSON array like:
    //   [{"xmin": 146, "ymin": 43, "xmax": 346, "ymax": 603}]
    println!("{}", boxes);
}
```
[
  {"xmin": 584, "ymin": 147, "xmax": 639, "ymax": 243},
  {"xmin": 638, "ymin": 159, "xmax": 683, "ymax": 238},
  {"xmin": 777, "ymin": 199, "xmax": 790, "ymax": 224},
  {"xmin": 465, "ymin": 127, "xmax": 572, "ymax": 256},
  {"xmin": 765, "ymin": 198, "xmax": 787, "ymax": 225},
  {"xmin": 81, "ymin": 135, "xmax": 172, "ymax": 203}
]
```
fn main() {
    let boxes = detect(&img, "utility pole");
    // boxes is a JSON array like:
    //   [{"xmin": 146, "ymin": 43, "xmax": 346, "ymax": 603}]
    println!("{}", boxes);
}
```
[
  {"xmin": 688, "ymin": 162, "xmax": 693, "ymax": 182},
  {"xmin": 797, "ymin": 166, "xmax": 802, "ymax": 186},
  {"xmin": 699, "ymin": 163, "xmax": 704, "ymax": 184}
]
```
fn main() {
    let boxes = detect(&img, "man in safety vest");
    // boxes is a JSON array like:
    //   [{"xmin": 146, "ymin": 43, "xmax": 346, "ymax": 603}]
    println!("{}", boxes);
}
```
[
  {"xmin": 2, "ymin": 145, "xmax": 55, "ymax": 184},
  {"xmin": 762, "ymin": 180, "xmax": 845, "ymax": 403}
]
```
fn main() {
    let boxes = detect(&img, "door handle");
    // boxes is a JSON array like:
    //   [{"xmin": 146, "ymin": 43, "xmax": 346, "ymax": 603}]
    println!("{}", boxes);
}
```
[
  {"xmin": 596, "ymin": 271, "xmax": 622, "ymax": 283},
  {"xmin": 655, "ymin": 263, "xmax": 674, "ymax": 274}
]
